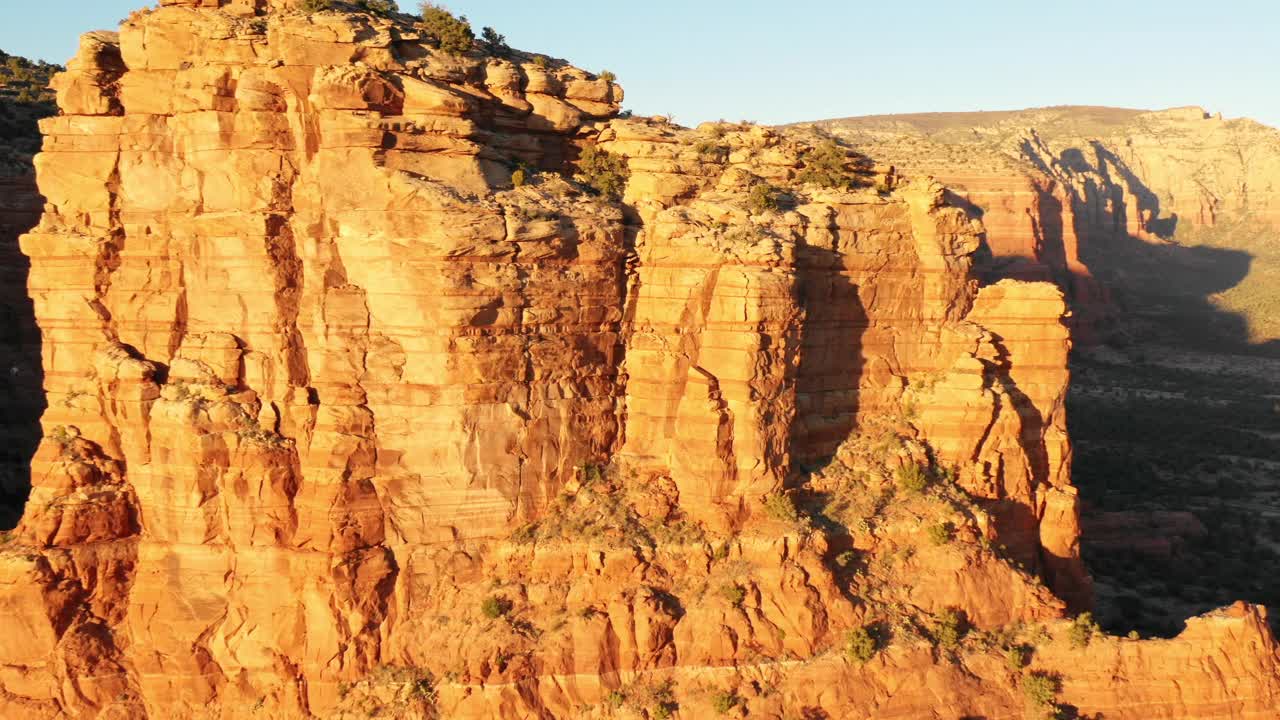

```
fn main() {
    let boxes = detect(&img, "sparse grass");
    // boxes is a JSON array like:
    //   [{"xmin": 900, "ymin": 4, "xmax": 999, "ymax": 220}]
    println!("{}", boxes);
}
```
[
  {"xmin": 599, "ymin": 70, "xmax": 616, "ymax": 84},
  {"xmin": 508, "ymin": 463, "xmax": 705, "ymax": 550}
]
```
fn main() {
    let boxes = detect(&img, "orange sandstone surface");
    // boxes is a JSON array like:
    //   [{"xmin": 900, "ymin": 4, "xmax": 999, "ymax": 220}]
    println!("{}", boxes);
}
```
[{"xmin": 0, "ymin": 3, "xmax": 1277, "ymax": 719}]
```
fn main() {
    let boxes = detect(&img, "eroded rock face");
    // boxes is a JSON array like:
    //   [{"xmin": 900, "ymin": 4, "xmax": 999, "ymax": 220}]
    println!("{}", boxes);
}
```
[{"xmin": 0, "ymin": 5, "xmax": 1276, "ymax": 719}]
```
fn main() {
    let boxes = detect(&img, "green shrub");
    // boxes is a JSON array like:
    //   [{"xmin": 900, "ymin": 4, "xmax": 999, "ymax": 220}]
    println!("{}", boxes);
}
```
[
  {"xmin": 599, "ymin": 70, "xmax": 616, "ymax": 84},
  {"xmin": 711, "ymin": 690, "xmax": 738, "ymax": 714},
  {"xmin": 762, "ymin": 492, "xmax": 800, "ymax": 524},
  {"xmin": 1004, "ymin": 644, "xmax": 1029, "ymax": 672},
  {"xmin": 354, "ymin": 0, "xmax": 397, "ymax": 15},
  {"xmin": 300, "ymin": 0, "xmax": 332, "ymax": 11},
  {"xmin": 846, "ymin": 625, "xmax": 878, "ymax": 663},
  {"xmin": 796, "ymin": 139, "xmax": 858, "ymax": 189},
  {"xmin": 532, "ymin": 55, "xmax": 550, "ymax": 69},
  {"xmin": 580, "ymin": 463, "xmax": 606, "ymax": 485},
  {"xmin": 511, "ymin": 167, "xmax": 528, "ymax": 188},
  {"xmin": 419, "ymin": 3, "xmax": 474, "ymax": 55},
  {"xmin": 896, "ymin": 464, "xmax": 929, "ymax": 495},
  {"xmin": 480, "ymin": 595, "xmax": 511, "ymax": 619},
  {"xmin": 623, "ymin": 680, "xmax": 678, "ymax": 720},
  {"xmin": 720, "ymin": 583, "xmax": 746, "ymax": 607},
  {"xmin": 1068, "ymin": 612, "xmax": 1100, "ymax": 649},
  {"xmin": 480, "ymin": 26, "xmax": 508, "ymax": 56},
  {"xmin": 605, "ymin": 690, "xmax": 625, "ymax": 708},
  {"xmin": 933, "ymin": 608, "xmax": 965, "ymax": 649},
  {"xmin": 746, "ymin": 183, "xmax": 783, "ymax": 214},
  {"xmin": 693, "ymin": 139, "xmax": 726, "ymax": 160},
  {"xmin": 574, "ymin": 145, "xmax": 629, "ymax": 200},
  {"xmin": 409, "ymin": 673, "xmax": 436, "ymax": 700},
  {"xmin": 926, "ymin": 522, "xmax": 953, "ymax": 546},
  {"xmin": 1021, "ymin": 672, "xmax": 1058, "ymax": 709}
]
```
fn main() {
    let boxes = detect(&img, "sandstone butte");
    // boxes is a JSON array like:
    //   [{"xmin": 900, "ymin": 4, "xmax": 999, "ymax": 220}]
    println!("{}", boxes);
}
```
[
  {"xmin": 0, "ymin": 2, "xmax": 1277, "ymax": 719},
  {"xmin": 805, "ymin": 105, "xmax": 1280, "ymax": 344}
]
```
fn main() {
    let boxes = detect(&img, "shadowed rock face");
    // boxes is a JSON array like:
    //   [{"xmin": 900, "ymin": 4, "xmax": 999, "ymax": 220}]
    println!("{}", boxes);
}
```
[
  {"xmin": 0, "ymin": 5, "xmax": 1277, "ymax": 719},
  {"xmin": 0, "ymin": 49, "xmax": 58, "ymax": 527}
]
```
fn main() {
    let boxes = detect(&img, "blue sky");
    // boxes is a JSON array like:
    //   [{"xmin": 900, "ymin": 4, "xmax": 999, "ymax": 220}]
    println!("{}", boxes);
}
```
[{"xmin": 4, "ymin": 1, "xmax": 1277, "ymax": 128}]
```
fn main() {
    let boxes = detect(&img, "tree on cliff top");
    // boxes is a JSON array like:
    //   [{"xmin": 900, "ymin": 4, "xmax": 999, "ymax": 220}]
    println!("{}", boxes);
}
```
[{"xmin": 419, "ymin": 3, "xmax": 475, "ymax": 55}]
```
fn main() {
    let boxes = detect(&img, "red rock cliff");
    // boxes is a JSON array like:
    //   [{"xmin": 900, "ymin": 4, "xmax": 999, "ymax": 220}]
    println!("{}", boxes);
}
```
[{"xmin": 0, "ymin": 5, "xmax": 1276, "ymax": 719}]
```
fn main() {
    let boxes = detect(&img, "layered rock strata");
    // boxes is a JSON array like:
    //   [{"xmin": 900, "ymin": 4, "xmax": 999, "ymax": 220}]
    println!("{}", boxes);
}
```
[{"xmin": 0, "ymin": 5, "xmax": 1276, "ymax": 719}]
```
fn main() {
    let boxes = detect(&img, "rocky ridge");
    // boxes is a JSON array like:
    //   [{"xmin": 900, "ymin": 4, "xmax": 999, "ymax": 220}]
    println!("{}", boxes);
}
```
[{"xmin": 0, "ymin": 3, "xmax": 1276, "ymax": 719}]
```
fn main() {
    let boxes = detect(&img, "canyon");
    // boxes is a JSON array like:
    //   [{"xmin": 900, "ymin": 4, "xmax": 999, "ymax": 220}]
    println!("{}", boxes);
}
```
[
  {"xmin": 0, "ymin": 2, "xmax": 1277, "ymax": 719},
  {"xmin": 808, "ymin": 106, "xmax": 1280, "ymax": 640}
]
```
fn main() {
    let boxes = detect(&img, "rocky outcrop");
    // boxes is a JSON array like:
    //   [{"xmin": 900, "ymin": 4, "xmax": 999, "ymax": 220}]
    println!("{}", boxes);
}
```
[{"xmin": 0, "ymin": 6, "xmax": 1276, "ymax": 720}]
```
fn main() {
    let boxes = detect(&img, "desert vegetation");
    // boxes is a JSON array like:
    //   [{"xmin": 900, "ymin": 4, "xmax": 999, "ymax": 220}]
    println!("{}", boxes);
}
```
[
  {"xmin": 419, "ymin": 3, "xmax": 474, "ymax": 55},
  {"xmin": 573, "ymin": 145, "xmax": 630, "ymax": 200},
  {"xmin": 0, "ymin": 51, "xmax": 60, "ymax": 168}
]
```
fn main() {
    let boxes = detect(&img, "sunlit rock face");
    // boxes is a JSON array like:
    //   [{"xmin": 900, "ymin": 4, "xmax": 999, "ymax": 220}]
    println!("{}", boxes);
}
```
[{"xmin": 0, "ymin": 4, "xmax": 1277, "ymax": 719}]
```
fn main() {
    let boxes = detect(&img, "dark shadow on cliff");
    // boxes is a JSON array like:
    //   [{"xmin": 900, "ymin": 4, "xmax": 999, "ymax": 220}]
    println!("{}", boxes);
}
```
[
  {"xmin": 784, "ymin": 238, "xmax": 869, "ymax": 585},
  {"xmin": 789, "ymin": 242, "xmax": 866, "ymax": 473},
  {"xmin": 0, "ymin": 169, "xmax": 45, "ymax": 530},
  {"xmin": 978, "ymin": 146, "xmax": 1280, "ymax": 637}
]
